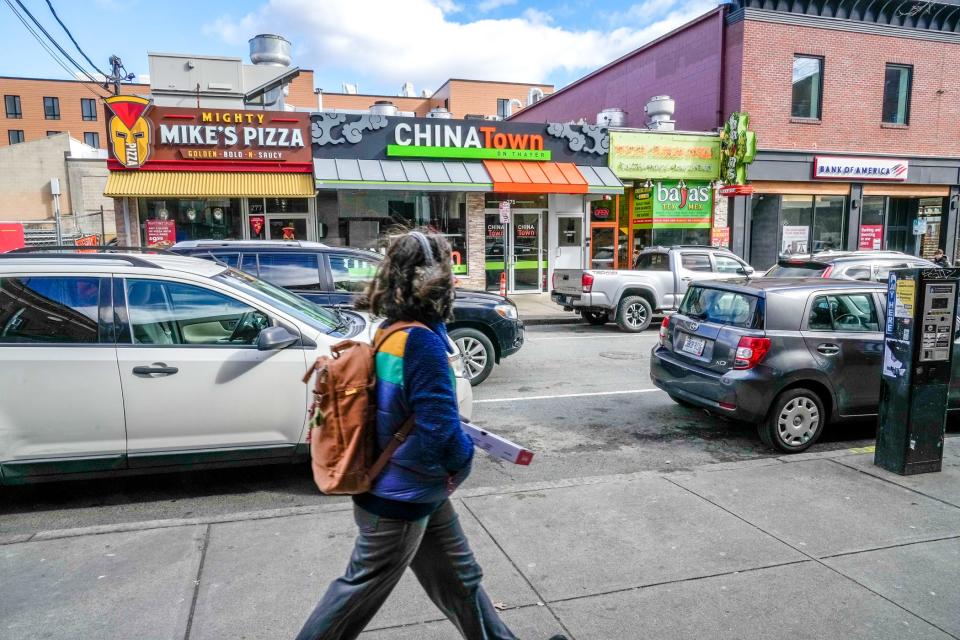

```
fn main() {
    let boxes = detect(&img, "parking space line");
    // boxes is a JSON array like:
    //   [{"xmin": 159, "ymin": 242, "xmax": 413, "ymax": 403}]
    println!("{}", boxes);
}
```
[
  {"xmin": 528, "ymin": 334, "xmax": 659, "ymax": 341},
  {"xmin": 474, "ymin": 388, "xmax": 662, "ymax": 404}
]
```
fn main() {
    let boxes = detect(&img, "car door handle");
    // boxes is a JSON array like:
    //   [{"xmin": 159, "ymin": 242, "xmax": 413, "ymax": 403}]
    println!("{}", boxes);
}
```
[
  {"xmin": 132, "ymin": 364, "xmax": 179, "ymax": 376},
  {"xmin": 816, "ymin": 344, "xmax": 840, "ymax": 355},
  {"xmin": 681, "ymin": 277, "xmax": 692, "ymax": 282}
]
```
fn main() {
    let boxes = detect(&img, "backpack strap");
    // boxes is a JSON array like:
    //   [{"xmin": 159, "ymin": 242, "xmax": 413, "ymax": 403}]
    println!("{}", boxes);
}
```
[{"xmin": 367, "ymin": 319, "xmax": 430, "ymax": 483}]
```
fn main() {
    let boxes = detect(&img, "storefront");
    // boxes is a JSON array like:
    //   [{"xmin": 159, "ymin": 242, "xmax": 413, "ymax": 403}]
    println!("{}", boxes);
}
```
[
  {"xmin": 311, "ymin": 113, "xmax": 622, "ymax": 292},
  {"xmin": 598, "ymin": 130, "xmax": 724, "ymax": 269},
  {"xmin": 741, "ymin": 154, "xmax": 960, "ymax": 269},
  {"xmin": 101, "ymin": 96, "xmax": 314, "ymax": 246}
]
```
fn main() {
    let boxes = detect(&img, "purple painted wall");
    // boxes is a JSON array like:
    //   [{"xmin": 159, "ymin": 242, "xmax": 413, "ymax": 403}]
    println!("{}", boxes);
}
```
[{"xmin": 511, "ymin": 8, "xmax": 729, "ymax": 131}]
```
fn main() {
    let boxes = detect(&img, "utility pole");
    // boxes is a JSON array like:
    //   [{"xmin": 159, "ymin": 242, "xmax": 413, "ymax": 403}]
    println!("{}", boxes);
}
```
[{"xmin": 104, "ymin": 55, "xmax": 135, "ymax": 95}]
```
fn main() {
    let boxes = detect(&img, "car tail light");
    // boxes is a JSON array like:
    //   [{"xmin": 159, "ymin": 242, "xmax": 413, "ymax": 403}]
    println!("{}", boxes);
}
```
[
  {"xmin": 551, "ymin": 272, "xmax": 556, "ymax": 290},
  {"xmin": 659, "ymin": 316, "xmax": 670, "ymax": 347},
  {"xmin": 582, "ymin": 272, "xmax": 594, "ymax": 293},
  {"xmin": 822, "ymin": 265, "xmax": 834, "ymax": 278},
  {"xmin": 733, "ymin": 336, "xmax": 771, "ymax": 370}
]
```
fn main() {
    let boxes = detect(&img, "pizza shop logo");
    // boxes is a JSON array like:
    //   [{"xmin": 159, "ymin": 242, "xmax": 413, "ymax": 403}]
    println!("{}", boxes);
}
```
[
  {"xmin": 159, "ymin": 111, "xmax": 306, "ymax": 153},
  {"xmin": 657, "ymin": 180, "xmax": 711, "ymax": 211},
  {"xmin": 104, "ymin": 95, "xmax": 153, "ymax": 168},
  {"xmin": 389, "ymin": 123, "xmax": 550, "ymax": 161}
]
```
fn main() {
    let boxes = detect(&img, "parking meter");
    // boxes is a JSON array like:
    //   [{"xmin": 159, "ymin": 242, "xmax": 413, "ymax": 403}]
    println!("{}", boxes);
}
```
[{"xmin": 876, "ymin": 267, "xmax": 960, "ymax": 475}]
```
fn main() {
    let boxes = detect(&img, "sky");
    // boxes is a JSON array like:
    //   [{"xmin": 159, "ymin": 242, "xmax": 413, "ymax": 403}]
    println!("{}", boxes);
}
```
[{"xmin": 0, "ymin": 0, "xmax": 719, "ymax": 96}]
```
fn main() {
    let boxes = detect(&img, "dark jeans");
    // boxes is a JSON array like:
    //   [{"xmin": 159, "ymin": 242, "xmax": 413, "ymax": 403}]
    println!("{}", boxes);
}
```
[{"xmin": 295, "ymin": 499, "xmax": 517, "ymax": 640}]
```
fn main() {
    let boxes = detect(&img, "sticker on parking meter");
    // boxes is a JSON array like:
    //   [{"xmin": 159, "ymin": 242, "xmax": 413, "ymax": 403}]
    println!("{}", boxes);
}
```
[{"xmin": 895, "ymin": 280, "xmax": 915, "ymax": 319}]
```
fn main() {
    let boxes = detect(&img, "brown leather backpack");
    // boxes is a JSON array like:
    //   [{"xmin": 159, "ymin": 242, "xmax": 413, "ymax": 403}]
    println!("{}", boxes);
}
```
[{"xmin": 301, "ymin": 321, "xmax": 425, "ymax": 495}]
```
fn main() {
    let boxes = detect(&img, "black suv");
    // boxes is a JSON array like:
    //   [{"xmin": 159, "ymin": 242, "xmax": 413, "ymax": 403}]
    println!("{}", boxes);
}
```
[
  {"xmin": 171, "ymin": 240, "xmax": 523, "ymax": 385},
  {"xmin": 765, "ymin": 250, "xmax": 935, "ymax": 282}
]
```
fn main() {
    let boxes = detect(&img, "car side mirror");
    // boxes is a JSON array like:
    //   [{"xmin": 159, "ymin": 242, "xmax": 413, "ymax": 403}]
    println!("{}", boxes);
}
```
[
  {"xmin": 737, "ymin": 266, "xmax": 755, "ymax": 276},
  {"xmin": 257, "ymin": 326, "xmax": 298, "ymax": 351}
]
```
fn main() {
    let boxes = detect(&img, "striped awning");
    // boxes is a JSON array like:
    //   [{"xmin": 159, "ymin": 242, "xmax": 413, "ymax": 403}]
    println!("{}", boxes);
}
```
[
  {"xmin": 314, "ymin": 159, "xmax": 492, "ymax": 192},
  {"xmin": 104, "ymin": 171, "xmax": 315, "ymax": 198},
  {"xmin": 314, "ymin": 159, "xmax": 623, "ymax": 195}
]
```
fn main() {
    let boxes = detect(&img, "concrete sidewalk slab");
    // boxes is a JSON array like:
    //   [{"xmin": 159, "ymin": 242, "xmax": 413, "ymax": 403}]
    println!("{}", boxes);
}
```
[
  {"xmin": 189, "ymin": 502, "xmax": 539, "ymax": 640},
  {"xmin": 360, "ymin": 604, "xmax": 562, "ymax": 639},
  {"xmin": 550, "ymin": 561, "xmax": 953, "ymax": 640},
  {"xmin": 462, "ymin": 477, "xmax": 805, "ymax": 602},
  {"xmin": 834, "ymin": 451, "xmax": 960, "ymax": 509},
  {"xmin": 0, "ymin": 526, "xmax": 204, "ymax": 640},
  {"xmin": 824, "ymin": 538, "xmax": 960, "ymax": 637},
  {"xmin": 672, "ymin": 458, "xmax": 960, "ymax": 557}
]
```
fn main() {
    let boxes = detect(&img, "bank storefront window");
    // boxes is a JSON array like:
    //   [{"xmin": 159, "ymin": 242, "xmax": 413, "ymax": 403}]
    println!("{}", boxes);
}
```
[
  {"xmin": 138, "ymin": 198, "xmax": 242, "ymax": 245},
  {"xmin": 749, "ymin": 194, "xmax": 847, "ymax": 269},
  {"xmin": 338, "ymin": 191, "xmax": 468, "ymax": 273}
]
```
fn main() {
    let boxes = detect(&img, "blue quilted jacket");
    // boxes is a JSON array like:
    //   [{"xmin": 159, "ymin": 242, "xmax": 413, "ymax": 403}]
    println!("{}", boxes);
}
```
[{"xmin": 368, "ymin": 322, "xmax": 474, "ymax": 503}]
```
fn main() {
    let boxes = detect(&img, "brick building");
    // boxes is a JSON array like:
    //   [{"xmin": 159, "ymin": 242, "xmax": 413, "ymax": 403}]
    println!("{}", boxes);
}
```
[
  {"xmin": 512, "ymin": 0, "xmax": 960, "ymax": 268},
  {"xmin": 318, "ymin": 78, "xmax": 553, "ymax": 119}
]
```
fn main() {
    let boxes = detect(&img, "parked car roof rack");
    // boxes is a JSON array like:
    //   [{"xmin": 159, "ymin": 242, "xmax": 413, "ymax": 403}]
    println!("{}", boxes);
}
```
[{"xmin": 0, "ymin": 247, "xmax": 164, "ymax": 268}]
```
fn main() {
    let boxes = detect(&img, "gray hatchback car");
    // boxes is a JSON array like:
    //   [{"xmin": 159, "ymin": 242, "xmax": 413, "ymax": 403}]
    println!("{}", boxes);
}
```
[{"xmin": 650, "ymin": 278, "xmax": 960, "ymax": 453}]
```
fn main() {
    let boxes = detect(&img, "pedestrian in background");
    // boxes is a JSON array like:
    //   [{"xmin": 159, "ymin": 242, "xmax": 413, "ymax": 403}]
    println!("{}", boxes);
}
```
[
  {"xmin": 295, "ymin": 230, "xmax": 566, "ymax": 640},
  {"xmin": 932, "ymin": 249, "xmax": 952, "ymax": 267}
]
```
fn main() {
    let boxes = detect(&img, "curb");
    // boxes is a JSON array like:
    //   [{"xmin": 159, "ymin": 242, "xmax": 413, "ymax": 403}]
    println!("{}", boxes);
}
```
[{"xmin": 4, "ymin": 446, "xmax": 882, "ymax": 544}]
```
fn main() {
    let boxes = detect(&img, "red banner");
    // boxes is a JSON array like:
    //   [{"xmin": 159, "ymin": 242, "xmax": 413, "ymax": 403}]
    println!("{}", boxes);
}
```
[
  {"xmin": 859, "ymin": 224, "xmax": 883, "ymax": 250},
  {"xmin": 145, "ymin": 219, "xmax": 176, "ymax": 248},
  {"xmin": 0, "ymin": 223, "xmax": 25, "ymax": 253}
]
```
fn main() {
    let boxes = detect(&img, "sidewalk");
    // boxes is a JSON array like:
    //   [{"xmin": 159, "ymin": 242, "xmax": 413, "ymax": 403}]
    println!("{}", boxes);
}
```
[
  {"xmin": 2, "ymin": 442, "xmax": 959, "ymax": 640},
  {"xmin": 512, "ymin": 292, "xmax": 580, "ymax": 326}
]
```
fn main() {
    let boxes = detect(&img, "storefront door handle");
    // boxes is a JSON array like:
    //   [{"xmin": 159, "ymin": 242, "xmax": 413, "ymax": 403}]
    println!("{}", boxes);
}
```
[{"xmin": 133, "ymin": 364, "xmax": 179, "ymax": 376}]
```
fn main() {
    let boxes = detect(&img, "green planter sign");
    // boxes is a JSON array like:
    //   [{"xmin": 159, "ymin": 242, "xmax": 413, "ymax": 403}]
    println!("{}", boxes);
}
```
[
  {"xmin": 632, "ymin": 180, "xmax": 713, "ymax": 229},
  {"xmin": 608, "ymin": 132, "xmax": 721, "ymax": 181}
]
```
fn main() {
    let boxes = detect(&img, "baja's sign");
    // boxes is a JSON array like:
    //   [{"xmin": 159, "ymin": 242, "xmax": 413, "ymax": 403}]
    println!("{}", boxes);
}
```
[
  {"xmin": 633, "ymin": 180, "xmax": 713, "ymax": 229},
  {"xmin": 814, "ymin": 156, "xmax": 909, "ymax": 181}
]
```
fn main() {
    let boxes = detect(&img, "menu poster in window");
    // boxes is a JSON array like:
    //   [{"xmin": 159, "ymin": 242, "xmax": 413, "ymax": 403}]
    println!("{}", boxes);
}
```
[
  {"xmin": 249, "ymin": 215, "xmax": 265, "ymax": 239},
  {"xmin": 711, "ymin": 227, "xmax": 730, "ymax": 248},
  {"xmin": 631, "ymin": 188, "xmax": 653, "ymax": 225},
  {"xmin": 145, "ymin": 219, "xmax": 176, "ymax": 248},
  {"xmin": 781, "ymin": 226, "xmax": 809, "ymax": 255},
  {"xmin": 859, "ymin": 224, "xmax": 883, "ymax": 250}
]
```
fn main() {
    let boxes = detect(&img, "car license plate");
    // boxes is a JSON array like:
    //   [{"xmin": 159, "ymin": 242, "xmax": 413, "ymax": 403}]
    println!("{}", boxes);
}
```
[{"xmin": 682, "ymin": 335, "xmax": 706, "ymax": 357}]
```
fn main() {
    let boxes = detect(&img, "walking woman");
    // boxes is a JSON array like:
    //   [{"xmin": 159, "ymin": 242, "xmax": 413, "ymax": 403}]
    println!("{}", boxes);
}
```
[{"xmin": 296, "ymin": 231, "xmax": 565, "ymax": 640}]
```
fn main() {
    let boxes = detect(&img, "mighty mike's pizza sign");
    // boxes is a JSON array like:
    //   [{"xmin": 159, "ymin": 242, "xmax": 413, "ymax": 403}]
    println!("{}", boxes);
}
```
[{"xmin": 103, "ymin": 96, "xmax": 312, "ymax": 172}]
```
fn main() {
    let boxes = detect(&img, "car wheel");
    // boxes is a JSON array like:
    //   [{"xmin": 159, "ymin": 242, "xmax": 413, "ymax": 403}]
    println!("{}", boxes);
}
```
[
  {"xmin": 760, "ymin": 388, "xmax": 826, "ymax": 453},
  {"xmin": 583, "ymin": 311, "xmax": 608, "ymax": 326},
  {"xmin": 450, "ymin": 328, "xmax": 495, "ymax": 386},
  {"xmin": 616, "ymin": 296, "xmax": 653, "ymax": 332}
]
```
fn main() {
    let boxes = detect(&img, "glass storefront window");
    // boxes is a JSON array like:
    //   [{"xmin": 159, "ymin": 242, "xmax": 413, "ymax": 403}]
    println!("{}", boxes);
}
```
[
  {"xmin": 780, "ymin": 196, "xmax": 813, "ymax": 255},
  {"xmin": 485, "ymin": 213, "xmax": 506, "ymax": 289},
  {"xmin": 338, "ymin": 191, "xmax": 468, "ymax": 274},
  {"xmin": 812, "ymin": 195, "xmax": 845, "ymax": 252},
  {"xmin": 138, "ymin": 198, "xmax": 242, "ymax": 244},
  {"xmin": 591, "ymin": 227, "xmax": 615, "ymax": 269}
]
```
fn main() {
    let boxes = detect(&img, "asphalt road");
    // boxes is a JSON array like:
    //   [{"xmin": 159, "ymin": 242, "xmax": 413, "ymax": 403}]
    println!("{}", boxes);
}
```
[{"xmin": 2, "ymin": 322, "xmax": 954, "ymax": 537}]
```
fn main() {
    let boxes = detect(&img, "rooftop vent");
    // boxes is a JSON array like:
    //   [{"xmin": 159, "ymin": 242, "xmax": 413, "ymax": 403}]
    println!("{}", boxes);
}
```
[
  {"xmin": 370, "ymin": 100, "xmax": 398, "ymax": 116},
  {"xmin": 597, "ymin": 107, "xmax": 626, "ymax": 127},
  {"xmin": 426, "ymin": 107, "xmax": 452, "ymax": 119},
  {"xmin": 249, "ymin": 34, "xmax": 291, "ymax": 67},
  {"xmin": 645, "ymin": 95, "xmax": 675, "ymax": 131}
]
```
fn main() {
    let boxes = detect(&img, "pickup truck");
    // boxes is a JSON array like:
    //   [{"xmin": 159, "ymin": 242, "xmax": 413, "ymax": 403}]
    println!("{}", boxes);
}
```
[{"xmin": 551, "ymin": 246, "xmax": 755, "ymax": 332}]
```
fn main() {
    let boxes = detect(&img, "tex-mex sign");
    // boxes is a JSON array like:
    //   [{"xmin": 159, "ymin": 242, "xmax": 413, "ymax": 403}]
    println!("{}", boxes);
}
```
[
  {"xmin": 103, "ymin": 95, "xmax": 311, "ymax": 172},
  {"xmin": 311, "ymin": 112, "xmax": 609, "ymax": 166}
]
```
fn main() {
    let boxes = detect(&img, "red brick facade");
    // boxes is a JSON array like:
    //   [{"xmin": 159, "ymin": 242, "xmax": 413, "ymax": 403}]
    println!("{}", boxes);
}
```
[{"xmin": 741, "ymin": 21, "xmax": 960, "ymax": 156}]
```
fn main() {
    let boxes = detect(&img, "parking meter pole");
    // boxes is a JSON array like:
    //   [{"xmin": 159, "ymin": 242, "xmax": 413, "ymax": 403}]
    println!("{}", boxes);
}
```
[{"xmin": 875, "ymin": 267, "xmax": 960, "ymax": 475}]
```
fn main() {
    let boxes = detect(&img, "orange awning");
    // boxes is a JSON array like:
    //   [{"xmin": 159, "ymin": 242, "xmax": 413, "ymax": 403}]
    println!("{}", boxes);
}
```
[{"xmin": 482, "ymin": 160, "xmax": 589, "ymax": 194}]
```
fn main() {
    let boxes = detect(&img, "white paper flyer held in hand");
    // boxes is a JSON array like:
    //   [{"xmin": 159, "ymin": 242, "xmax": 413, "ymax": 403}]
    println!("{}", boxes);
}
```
[{"xmin": 462, "ymin": 422, "xmax": 534, "ymax": 466}]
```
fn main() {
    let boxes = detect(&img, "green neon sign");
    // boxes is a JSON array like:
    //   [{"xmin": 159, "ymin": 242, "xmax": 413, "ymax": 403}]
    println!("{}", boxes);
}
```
[{"xmin": 387, "ymin": 144, "xmax": 551, "ymax": 161}]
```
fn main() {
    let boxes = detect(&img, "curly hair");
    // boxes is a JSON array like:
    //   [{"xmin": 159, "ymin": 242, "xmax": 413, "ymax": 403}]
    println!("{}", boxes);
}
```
[{"xmin": 355, "ymin": 230, "xmax": 455, "ymax": 323}]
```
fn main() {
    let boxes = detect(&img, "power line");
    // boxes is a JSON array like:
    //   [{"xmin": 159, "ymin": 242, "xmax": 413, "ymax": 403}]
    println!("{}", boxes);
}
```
[
  {"xmin": 44, "ymin": 0, "xmax": 108, "ymax": 77},
  {"xmin": 10, "ymin": 0, "xmax": 103, "ymax": 87},
  {"xmin": 3, "ymin": 0, "xmax": 110, "ymax": 99}
]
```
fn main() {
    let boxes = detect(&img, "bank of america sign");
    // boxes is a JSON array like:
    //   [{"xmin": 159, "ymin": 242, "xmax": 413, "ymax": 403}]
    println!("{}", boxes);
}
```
[{"xmin": 813, "ymin": 156, "xmax": 909, "ymax": 181}]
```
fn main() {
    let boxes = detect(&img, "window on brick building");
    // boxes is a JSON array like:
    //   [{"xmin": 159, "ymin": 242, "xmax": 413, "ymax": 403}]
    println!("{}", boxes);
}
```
[
  {"xmin": 882, "ymin": 64, "xmax": 912, "ymax": 125},
  {"xmin": 43, "ymin": 97, "xmax": 60, "ymax": 120},
  {"xmin": 497, "ymin": 98, "xmax": 510, "ymax": 119},
  {"xmin": 84, "ymin": 132, "xmax": 100, "ymax": 148},
  {"xmin": 81, "ymin": 98, "xmax": 97, "ymax": 121},
  {"xmin": 791, "ymin": 56, "xmax": 823, "ymax": 119},
  {"xmin": 46, "ymin": 131, "xmax": 61, "ymax": 137},
  {"xmin": 5, "ymin": 95, "xmax": 22, "ymax": 119},
  {"xmin": 8, "ymin": 129, "xmax": 25, "ymax": 144}
]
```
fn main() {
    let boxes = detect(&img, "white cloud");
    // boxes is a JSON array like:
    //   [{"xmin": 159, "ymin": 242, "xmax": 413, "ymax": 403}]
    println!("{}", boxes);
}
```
[
  {"xmin": 477, "ymin": 0, "xmax": 517, "ymax": 12},
  {"xmin": 204, "ymin": 0, "xmax": 717, "ymax": 90}
]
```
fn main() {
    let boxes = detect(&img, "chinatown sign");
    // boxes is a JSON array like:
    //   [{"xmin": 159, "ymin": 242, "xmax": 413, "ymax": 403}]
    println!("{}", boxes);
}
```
[
  {"xmin": 311, "ymin": 113, "xmax": 610, "ymax": 166},
  {"xmin": 103, "ymin": 96, "xmax": 311, "ymax": 172},
  {"xmin": 813, "ymin": 156, "xmax": 909, "ymax": 181},
  {"xmin": 608, "ymin": 131, "xmax": 721, "ymax": 181}
]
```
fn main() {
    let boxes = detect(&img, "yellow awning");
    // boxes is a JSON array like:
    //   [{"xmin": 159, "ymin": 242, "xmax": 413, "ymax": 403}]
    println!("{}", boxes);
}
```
[{"xmin": 105, "ymin": 171, "xmax": 315, "ymax": 198}]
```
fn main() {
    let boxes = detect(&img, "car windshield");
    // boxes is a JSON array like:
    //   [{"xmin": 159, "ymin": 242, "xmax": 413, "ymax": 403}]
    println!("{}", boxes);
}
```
[
  {"xmin": 765, "ymin": 264, "xmax": 828, "ymax": 277},
  {"xmin": 215, "ymin": 269, "xmax": 344, "ymax": 335},
  {"xmin": 679, "ymin": 286, "xmax": 763, "ymax": 329}
]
